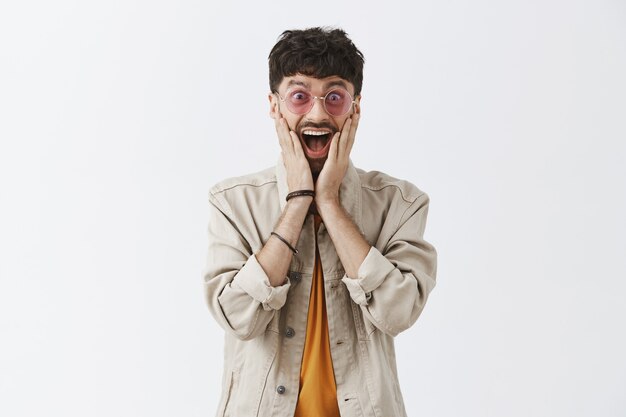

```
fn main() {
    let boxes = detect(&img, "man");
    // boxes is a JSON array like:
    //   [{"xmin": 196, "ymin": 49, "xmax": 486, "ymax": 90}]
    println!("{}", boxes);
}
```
[{"xmin": 203, "ymin": 27, "xmax": 437, "ymax": 417}]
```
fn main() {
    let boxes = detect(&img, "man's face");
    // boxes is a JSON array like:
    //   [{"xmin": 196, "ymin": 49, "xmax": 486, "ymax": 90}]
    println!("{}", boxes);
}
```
[{"xmin": 269, "ymin": 74, "xmax": 361, "ymax": 176}]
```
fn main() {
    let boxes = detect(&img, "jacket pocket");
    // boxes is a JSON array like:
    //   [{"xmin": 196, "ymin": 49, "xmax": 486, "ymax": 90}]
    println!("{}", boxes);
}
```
[
  {"xmin": 218, "ymin": 369, "xmax": 238, "ymax": 417},
  {"xmin": 341, "ymin": 393, "xmax": 365, "ymax": 417},
  {"xmin": 266, "ymin": 309, "xmax": 281, "ymax": 334}
]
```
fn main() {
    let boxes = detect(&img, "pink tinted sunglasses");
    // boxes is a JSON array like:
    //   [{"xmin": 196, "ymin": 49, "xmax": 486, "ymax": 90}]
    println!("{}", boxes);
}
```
[{"xmin": 276, "ymin": 87, "xmax": 356, "ymax": 116}]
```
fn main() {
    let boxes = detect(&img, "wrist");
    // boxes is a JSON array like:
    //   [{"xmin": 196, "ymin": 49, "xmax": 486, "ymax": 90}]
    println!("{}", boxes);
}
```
[
  {"xmin": 315, "ymin": 196, "xmax": 340, "ymax": 211},
  {"xmin": 286, "ymin": 189, "xmax": 314, "ymax": 201},
  {"xmin": 286, "ymin": 195, "xmax": 314, "ymax": 209}
]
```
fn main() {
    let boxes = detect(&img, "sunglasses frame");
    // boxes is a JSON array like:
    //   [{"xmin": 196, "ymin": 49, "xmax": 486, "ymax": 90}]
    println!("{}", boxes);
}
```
[{"xmin": 275, "ymin": 87, "xmax": 357, "ymax": 117}]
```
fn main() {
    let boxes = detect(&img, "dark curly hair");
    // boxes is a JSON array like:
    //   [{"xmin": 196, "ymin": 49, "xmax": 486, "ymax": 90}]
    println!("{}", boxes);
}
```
[{"xmin": 268, "ymin": 27, "xmax": 365, "ymax": 96}]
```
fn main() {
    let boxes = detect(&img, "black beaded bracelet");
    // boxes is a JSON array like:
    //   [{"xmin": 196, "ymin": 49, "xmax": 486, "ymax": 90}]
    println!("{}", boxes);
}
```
[
  {"xmin": 286, "ymin": 190, "xmax": 315, "ymax": 201},
  {"xmin": 270, "ymin": 232, "xmax": 299, "ymax": 255}
]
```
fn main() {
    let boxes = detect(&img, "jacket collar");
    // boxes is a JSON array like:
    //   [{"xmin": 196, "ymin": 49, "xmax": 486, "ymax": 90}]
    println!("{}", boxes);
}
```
[{"xmin": 275, "ymin": 155, "xmax": 363, "ymax": 231}]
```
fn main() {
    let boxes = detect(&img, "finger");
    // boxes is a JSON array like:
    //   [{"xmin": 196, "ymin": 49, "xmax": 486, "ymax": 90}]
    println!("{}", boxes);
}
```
[
  {"xmin": 281, "ymin": 119, "xmax": 295, "ymax": 153},
  {"xmin": 289, "ymin": 130, "xmax": 305, "ymax": 158},
  {"xmin": 328, "ymin": 132, "xmax": 340, "ymax": 160},
  {"xmin": 345, "ymin": 113, "xmax": 360, "ymax": 157},
  {"xmin": 273, "ymin": 117, "xmax": 286, "ymax": 147},
  {"xmin": 349, "ymin": 112, "xmax": 360, "ymax": 135},
  {"xmin": 337, "ymin": 117, "xmax": 352, "ymax": 160},
  {"xmin": 275, "ymin": 118, "xmax": 294, "ymax": 153}
]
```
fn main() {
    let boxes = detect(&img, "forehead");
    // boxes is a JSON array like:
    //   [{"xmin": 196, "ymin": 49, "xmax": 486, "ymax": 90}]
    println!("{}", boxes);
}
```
[{"xmin": 279, "ymin": 74, "xmax": 355, "ymax": 95}]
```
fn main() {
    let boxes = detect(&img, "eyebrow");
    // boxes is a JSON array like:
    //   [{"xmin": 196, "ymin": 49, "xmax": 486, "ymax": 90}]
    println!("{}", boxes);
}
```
[
  {"xmin": 286, "ymin": 80, "xmax": 310, "ymax": 89},
  {"xmin": 323, "ymin": 80, "xmax": 349, "ymax": 90},
  {"xmin": 286, "ymin": 79, "xmax": 350, "ymax": 91}
]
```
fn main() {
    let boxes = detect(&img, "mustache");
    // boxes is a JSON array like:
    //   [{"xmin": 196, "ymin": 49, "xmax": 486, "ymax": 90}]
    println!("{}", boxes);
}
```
[{"xmin": 297, "ymin": 121, "xmax": 337, "ymax": 134}]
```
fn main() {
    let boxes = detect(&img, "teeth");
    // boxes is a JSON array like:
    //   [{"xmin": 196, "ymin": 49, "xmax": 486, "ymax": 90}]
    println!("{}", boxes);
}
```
[{"xmin": 302, "ymin": 130, "xmax": 330, "ymax": 136}]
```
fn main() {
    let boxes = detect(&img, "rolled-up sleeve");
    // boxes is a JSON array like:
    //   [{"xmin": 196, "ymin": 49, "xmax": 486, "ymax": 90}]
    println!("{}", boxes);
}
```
[
  {"xmin": 341, "ymin": 192, "xmax": 437, "ymax": 337},
  {"xmin": 203, "ymin": 191, "xmax": 290, "ymax": 341}
]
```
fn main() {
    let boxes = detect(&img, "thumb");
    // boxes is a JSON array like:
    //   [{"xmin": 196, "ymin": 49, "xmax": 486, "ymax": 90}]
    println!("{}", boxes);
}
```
[{"xmin": 328, "ymin": 132, "xmax": 340, "ymax": 159}]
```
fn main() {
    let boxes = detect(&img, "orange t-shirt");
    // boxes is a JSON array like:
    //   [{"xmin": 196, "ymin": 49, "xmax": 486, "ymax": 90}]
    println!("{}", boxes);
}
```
[{"xmin": 293, "ymin": 214, "xmax": 340, "ymax": 417}]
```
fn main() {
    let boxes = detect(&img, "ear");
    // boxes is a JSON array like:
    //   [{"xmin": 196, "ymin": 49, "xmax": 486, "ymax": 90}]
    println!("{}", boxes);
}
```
[{"xmin": 268, "ymin": 93, "xmax": 280, "ymax": 120}]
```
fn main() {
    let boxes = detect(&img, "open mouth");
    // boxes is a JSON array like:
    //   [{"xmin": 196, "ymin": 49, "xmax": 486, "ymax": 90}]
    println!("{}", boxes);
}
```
[{"xmin": 300, "ymin": 129, "xmax": 333, "ymax": 158}]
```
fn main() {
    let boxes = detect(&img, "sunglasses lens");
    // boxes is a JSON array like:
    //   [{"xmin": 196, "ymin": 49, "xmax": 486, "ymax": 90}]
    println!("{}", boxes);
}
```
[
  {"xmin": 283, "ymin": 88, "xmax": 352, "ymax": 116},
  {"xmin": 324, "ymin": 89, "xmax": 351, "ymax": 116},
  {"xmin": 285, "ymin": 90, "xmax": 313, "ymax": 114}
]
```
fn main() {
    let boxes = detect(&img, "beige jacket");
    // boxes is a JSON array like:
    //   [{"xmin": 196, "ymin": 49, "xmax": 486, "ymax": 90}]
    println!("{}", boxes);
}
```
[{"xmin": 203, "ymin": 157, "xmax": 437, "ymax": 417}]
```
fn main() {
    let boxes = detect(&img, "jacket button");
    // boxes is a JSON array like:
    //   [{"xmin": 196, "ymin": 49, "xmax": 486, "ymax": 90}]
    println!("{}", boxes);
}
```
[
  {"xmin": 276, "ymin": 385, "xmax": 286, "ymax": 394},
  {"xmin": 289, "ymin": 271, "xmax": 302, "ymax": 282},
  {"xmin": 285, "ymin": 327, "xmax": 295, "ymax": 338}
]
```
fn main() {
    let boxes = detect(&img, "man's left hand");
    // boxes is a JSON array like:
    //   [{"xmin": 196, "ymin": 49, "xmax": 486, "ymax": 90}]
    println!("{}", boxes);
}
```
[{"xmin": 315, "ymin": 113, "xmax": 360, "ymax": 206}]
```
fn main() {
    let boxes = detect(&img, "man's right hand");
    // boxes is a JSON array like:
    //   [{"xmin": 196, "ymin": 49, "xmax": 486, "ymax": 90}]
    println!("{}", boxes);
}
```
[
  {"xmin": 253, "ymin": 117, "xmax": 314, "ymax": 287},
  {"xmin": 274, "ymin": 117, "xmax": 314, "ymax": 193}
]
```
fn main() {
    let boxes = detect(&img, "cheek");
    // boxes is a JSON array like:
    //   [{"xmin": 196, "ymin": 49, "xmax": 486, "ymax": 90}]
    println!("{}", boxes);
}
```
[{"xmin": 289, "ymin": 116, "xmax": 305, "ymax": 132}]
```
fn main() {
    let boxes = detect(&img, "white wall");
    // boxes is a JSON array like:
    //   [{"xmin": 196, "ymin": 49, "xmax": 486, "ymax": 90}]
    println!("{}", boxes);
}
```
[{"xmin": 1, "ymin": 1, "xmax": 625, "ymax": 416}]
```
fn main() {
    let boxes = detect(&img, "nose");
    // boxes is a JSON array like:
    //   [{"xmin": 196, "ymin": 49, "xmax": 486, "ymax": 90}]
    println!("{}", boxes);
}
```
[{"xmin": 307, "ymin": 96, "xmax": 330, "ymax": 119}]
